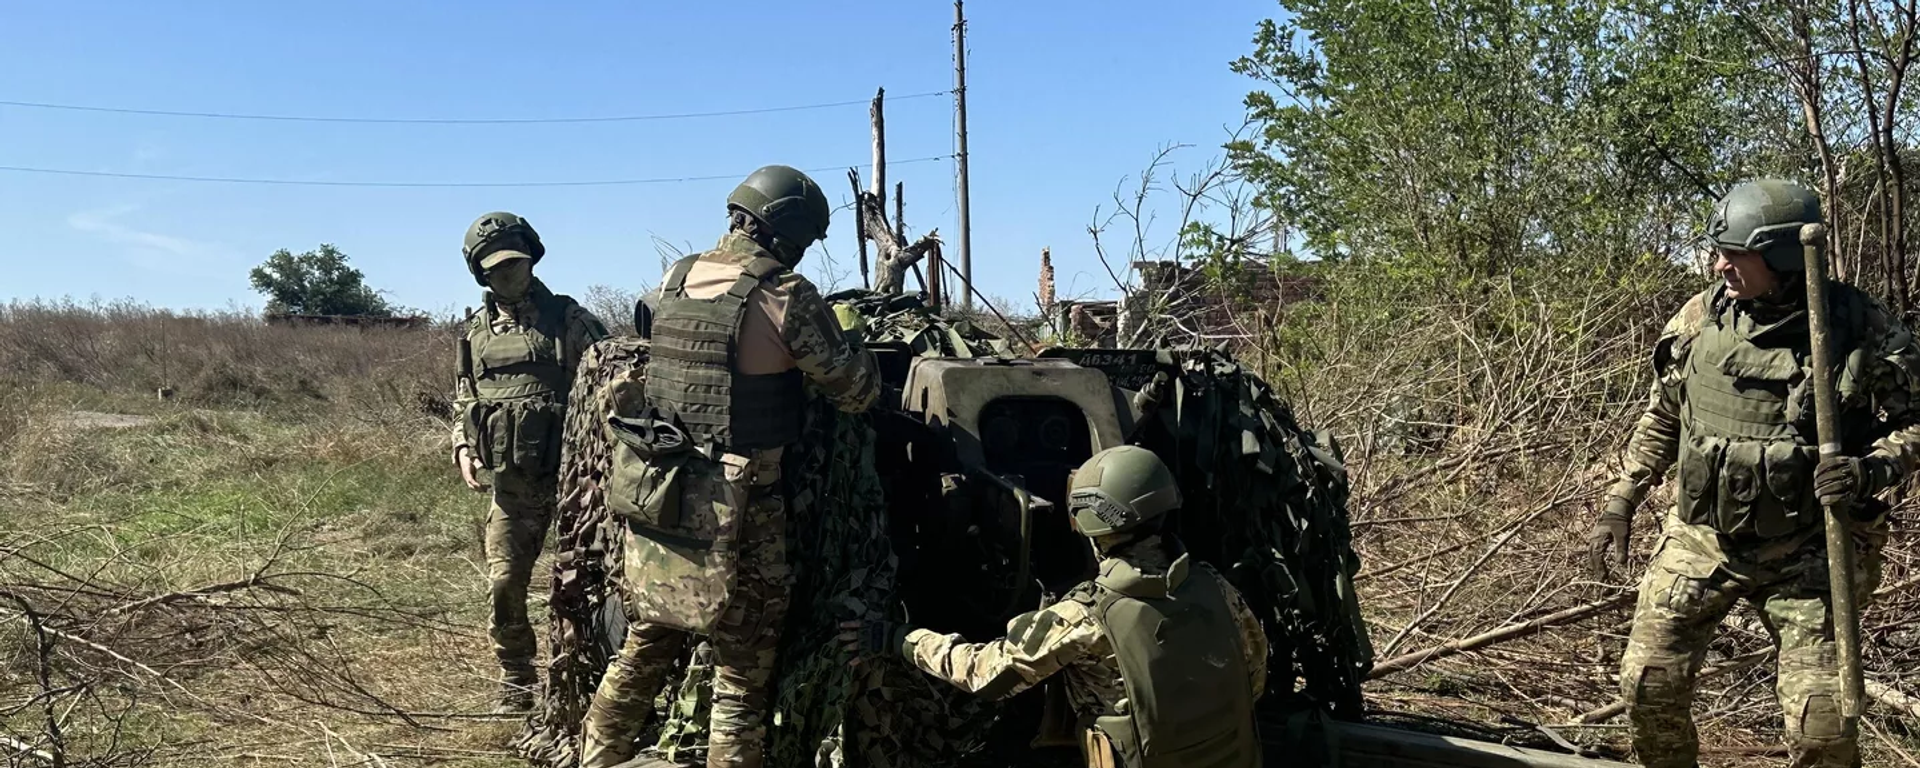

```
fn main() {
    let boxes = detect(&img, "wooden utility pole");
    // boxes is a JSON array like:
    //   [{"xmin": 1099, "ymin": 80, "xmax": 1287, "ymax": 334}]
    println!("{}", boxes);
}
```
[{"xmin": 953, "ymin": 0, "xmax": 974, "ymax": 309}]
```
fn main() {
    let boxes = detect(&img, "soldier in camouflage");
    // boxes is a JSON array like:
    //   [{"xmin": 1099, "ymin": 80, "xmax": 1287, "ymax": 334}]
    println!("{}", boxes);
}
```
[
  {"xmin": 579, "ymin": 165, "xmax": 880, "ymax": 768},
  {"xmin": 451, "ymin": 211, "xmax": 610, "ymax": 713},
  {"xmin": 1590, "ymin": 179, "xmax": 1920, "ymax": 768},
  {"xmin": 845, "ymin": 446, "xmax": 1267, "ymax": 768}
]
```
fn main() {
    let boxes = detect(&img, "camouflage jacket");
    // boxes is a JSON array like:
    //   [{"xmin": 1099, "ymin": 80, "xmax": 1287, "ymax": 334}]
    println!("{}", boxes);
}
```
[
  {"xmin": 675, "ymin": 232, "xmax": 879, "ymax": 413},
  {"xmin": 449, "ymin": 278, "xmax": 609, "ymax": 450},
  {"xmin": 900, "ymin": 539, "xmax": 1268, "ymax": 719},
  {"xmin": 1607, "ymin": 282, "xmax": 1920, "ymax": 522}
]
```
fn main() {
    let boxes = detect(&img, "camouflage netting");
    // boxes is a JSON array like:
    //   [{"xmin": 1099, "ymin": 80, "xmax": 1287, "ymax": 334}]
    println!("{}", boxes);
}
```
[
  {"xmin": 824, "ymin": 290, "xmax": 1006, "ymax": 357},
  {"xmin": 516, "ymin": 337, "xmax": 646, "ymax": 767},
  {"xmin": 1116, "ymin": 349, "xmax": 1373, "ymax": 717},
  {"xmin": 517, "ymin": 292, "xmax": 1371, "ymax": 767}
]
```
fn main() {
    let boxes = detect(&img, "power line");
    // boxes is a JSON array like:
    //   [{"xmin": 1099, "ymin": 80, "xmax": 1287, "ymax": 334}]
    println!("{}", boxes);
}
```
[
  {"xmin": 0, "ymin": 90, "xmax": 951, "ymax": 125},
  {"xmin": 0, "ymin": 155, "xmax": 954, "ymax": 188}
]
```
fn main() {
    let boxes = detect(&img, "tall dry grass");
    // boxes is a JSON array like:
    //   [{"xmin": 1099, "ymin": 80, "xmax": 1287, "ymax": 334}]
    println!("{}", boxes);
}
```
[
  {"xmin": 0, "ymin": 298, "xmax": 457, "ymax": 419},
  {"xmin": 0, "ymin": 300, "xmax": 516, "ymax": 768}
]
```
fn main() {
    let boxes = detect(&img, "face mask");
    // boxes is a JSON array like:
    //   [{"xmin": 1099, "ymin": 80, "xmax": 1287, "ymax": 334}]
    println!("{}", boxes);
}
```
[{"xmin": 487, "ymin": 260, "xmax": 533, "ymax": 300}]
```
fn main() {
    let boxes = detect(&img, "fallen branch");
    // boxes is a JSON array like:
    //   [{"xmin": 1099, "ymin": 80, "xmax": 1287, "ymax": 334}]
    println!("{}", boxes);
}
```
[
  {"xmin": 1375, "ymin": 492, "xmax": 1580, "ymax": 658},
  {"xmin": 2, "ymin": 609, "xmax": 276, "ymax": 726},
  {"xmin": 1864, "ymin": 716, "xmax": 1920, "ymax": 768},
  {"xmin": 316, "ymin": 720, "xmax": 389, "ymax": 768},
  {"xmin": 1368, "ymin": 591, "xmax": 1636, "ymax": 679},
  {"xmin": 0, "ymin": 735, "xmax": 56, "ymax": 766},
  {"xmin": 1867, "ymin": 678, "xmax": 1920, "ymax": 720},
  {"xmin": 107, "ymin": 572, "xmax": 303, "ymax": 616}
]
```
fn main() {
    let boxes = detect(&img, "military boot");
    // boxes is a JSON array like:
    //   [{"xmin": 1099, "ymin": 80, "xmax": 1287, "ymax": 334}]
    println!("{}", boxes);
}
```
[
  {"xmin": 494, "ymin": 680, "xmax": 536, "ymax": 714},
  {"xmin": 493, "ymin": 666, "xmax": 539, "ymax": 714}
]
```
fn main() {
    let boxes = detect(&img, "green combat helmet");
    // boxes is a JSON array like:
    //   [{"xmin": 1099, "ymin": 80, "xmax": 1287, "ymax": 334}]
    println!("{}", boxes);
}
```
[
  {"xmin": 1067, "ymin": 445, "xmax": 1184, "ymax": 537},
  {"xmin": 728, "ymin": 165, "xmax": 832, "ymax": 264},
  {"xmin": 463, "ymin": 211, "xmax": 546, "ymax": 286},
  {"xmin": 1704, "ymin": 179, "xmax": 1823, "ymax": 272}
]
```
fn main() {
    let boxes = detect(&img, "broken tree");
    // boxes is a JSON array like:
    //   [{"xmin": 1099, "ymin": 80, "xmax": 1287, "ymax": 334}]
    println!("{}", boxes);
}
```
[{"xmin": 848, "ymin": 87, "xmax": 944, "ymax": 299}]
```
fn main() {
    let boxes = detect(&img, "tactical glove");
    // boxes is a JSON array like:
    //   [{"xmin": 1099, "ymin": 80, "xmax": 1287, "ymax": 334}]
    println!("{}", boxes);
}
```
[
  {"xmin": 1814, "ymin": 454, "xmax": 1897, "ymax": 519},
  {"xmin": 1585, "ymin": 496, "xmax": 1633, "ymax": 580}
]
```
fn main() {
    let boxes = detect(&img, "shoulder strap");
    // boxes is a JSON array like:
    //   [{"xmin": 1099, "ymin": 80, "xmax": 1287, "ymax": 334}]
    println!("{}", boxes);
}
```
[
  {"xmin": 662, "ymin": 255, "xmax": 701, "ymax": 297},
  {"xmin": 724, "ymin": 256, "xmax": 788, "ymax": 301}
]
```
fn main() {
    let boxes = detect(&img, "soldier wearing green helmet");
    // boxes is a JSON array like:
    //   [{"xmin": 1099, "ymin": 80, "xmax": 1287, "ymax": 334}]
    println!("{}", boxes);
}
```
[
  {"xmin": 579, "ymin": 166, "xmax": 879, "ymax": 768},
  {"xmin": 449, "ymin": 211, "xmax": 608, "ymax": 713},
  {"xmin": 841, "ymin": 445, "xmax": 1268, "ymax": 768},
  {"xmin": 1591, "ymin": 179, "xmax": 1920, "ymax": 767}
]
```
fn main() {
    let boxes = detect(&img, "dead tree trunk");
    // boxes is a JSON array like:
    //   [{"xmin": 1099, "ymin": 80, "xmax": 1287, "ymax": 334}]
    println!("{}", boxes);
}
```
[
  {"xmin": 859, "ymin": 87, "xmax": 942, "ymax": 296},
  {"xmin": 862, "ymin": 189, "xmax": 941, "ymax": 295}
]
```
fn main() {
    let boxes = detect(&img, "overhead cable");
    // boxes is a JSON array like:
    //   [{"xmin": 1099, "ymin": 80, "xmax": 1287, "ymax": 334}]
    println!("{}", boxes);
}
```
[
  {"xmin": 0, "ymin": 155, "xmax": 954, "ymax": 188},
  {"xmin": 0, "ymin": 90, "xmax": 951, "ymax": 125}
]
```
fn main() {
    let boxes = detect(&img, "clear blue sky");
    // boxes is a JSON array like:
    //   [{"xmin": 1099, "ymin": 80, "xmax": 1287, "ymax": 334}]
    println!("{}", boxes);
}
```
[{"xmin": 1, "ymin": 1, "xmax": 1279, "ymax": 318}]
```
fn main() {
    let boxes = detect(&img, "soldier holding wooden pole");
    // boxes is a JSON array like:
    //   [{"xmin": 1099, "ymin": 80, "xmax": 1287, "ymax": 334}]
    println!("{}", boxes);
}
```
[{"xmin": 1588, "ymin": 180, "xmax": 1919, "ymax": 767}]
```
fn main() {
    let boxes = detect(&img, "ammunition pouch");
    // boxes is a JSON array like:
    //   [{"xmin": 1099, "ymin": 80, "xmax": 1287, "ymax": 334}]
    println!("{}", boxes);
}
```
[
  {"xmin": 607, "ymin": 411, "xmax": 695, "ymax": 531},
  {"xmin": 466, "ymin": 398, "xmax": 565, "ymax": 476}
]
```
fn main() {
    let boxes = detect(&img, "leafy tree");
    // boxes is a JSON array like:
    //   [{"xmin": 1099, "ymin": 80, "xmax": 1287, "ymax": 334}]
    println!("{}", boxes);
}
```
[
  {"xmin": 1229, "ymin": 0, "xmax": 1760, "ymax": 283},
  {"xmin": 248, "ymin": 244, "xmax": 394, "ymax": 317}
]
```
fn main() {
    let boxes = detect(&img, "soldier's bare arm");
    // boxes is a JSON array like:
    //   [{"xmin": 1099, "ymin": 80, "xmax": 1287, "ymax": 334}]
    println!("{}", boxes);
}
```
[
  {"xmin": 899, "ymin": 603, "xmax": 1101, "ymax": 701},
  {"xmin": 779, "ymin": 275, "xmax": 880, "ymax": 413}
]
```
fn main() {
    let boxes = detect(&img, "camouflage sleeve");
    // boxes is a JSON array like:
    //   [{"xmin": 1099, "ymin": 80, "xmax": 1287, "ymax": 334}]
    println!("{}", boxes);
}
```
[
  {"xmin": 1210, "ymin": 567, "xmax": 1268, "ymax": 699},
  {"xmin": 779, "ymin": 274, "xmax": 880, "ymax": 413},
  {"xmin": 451, "ymin": 319, "xmax": 477, "ymax": 451},
  {"xmin": 564, "ymin": 303, "xmax": 611, "ymax": 379},
  {"xmin": 451, "ymin": 384, "xmax": 471, "ymax": 450},
  {"xmin": 1858, "ymin": 296, "xmax": 1920, "ymax": 485},
  {"xmin": 1605, "ymin": 292, "xmax": 1707, "ymax": 512},
  {"xmin": 899, "ymin": 601, "xmax": 1101, "ymax": 701}
]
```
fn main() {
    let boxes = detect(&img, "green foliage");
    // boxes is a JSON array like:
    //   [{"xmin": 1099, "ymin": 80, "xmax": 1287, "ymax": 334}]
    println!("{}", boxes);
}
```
[
  {"xmin": 1229, "ymin": 0, "xmax": 1762, "ymax": 278},
  {"xmin": 249, "ymin": 243, "xmax": 395, "ymax": 317}
]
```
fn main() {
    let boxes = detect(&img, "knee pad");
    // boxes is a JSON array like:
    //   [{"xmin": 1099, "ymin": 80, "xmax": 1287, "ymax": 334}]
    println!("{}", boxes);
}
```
[
  {"xmin": 1792, "ymin": 693, "xmax": 1848, "ymax": 744},
  {"xmin": 1624, "ymin": 662, "xmax": 1687, "ymax": 709}
]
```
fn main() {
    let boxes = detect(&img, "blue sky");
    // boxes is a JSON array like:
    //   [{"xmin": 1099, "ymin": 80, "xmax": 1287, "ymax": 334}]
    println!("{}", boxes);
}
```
[{"xmin": 0, "ymin": 2, "xmax": 1279, "ymax": 318}]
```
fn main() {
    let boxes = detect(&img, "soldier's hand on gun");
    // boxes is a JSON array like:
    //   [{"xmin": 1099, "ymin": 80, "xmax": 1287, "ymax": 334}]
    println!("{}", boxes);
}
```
[
  {"xmin": 1585, "ymin": 496, "xmax": 1633, "ymax": 581},
  {"xmin": 454, "ymin": 445, "xmax": 489, "ymax": 492}
]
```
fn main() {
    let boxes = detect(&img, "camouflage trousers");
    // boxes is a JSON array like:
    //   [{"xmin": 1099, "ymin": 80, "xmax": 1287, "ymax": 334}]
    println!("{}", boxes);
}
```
[
  {"xmin": 485, "ymin": 467, "xmax": 558, "ymax": 685},
  {"xmin": 580, "ymin": 448, "xmax": 793, "ymax": 768},
  {"xmin": 1620, "ymin": 512, "xmax": 1885, "ymax": 768}
]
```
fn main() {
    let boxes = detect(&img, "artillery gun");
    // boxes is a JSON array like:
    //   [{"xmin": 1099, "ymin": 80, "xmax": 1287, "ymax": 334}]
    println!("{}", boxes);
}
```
[{"xmin": 515, "ymin": 291, "xmax": 1631, "ymax": 768}]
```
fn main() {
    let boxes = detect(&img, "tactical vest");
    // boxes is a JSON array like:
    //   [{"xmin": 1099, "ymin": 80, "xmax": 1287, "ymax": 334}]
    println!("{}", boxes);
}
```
[
  {"xmin": 1674, "ymin": 289, "xmax": 1873, "ymax": 539},
  {"xmin": 1080, "ymin": 556, "xmax": 1261, "ymax": 768},
  {"xmin": 647, "ymin": 254, "xmax": 805, "ymax": 452},
  {"xmin": 471, "ymin": 292, "xmax": 573, "ymax": 401},
  {"xmin": 463, "ymin": 292, "xmax": 573, "ymax": 475}
]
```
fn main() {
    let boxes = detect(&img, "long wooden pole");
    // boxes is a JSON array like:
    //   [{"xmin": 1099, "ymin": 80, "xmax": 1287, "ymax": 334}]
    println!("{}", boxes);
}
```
[{"xmin": 1801, "ymin": 221, "xmax": 1866, "ymax": 717}]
